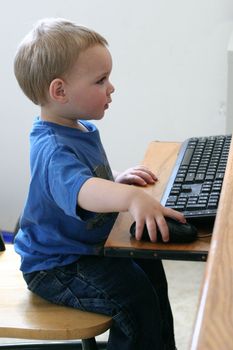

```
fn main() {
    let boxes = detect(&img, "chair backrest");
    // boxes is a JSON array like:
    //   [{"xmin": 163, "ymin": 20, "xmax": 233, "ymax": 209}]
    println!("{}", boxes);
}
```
[
  {"xmin": 0, "ymin": 245, "xmax": 112, "ymax": 340},
  {"xmin": 0, "ymin": 232, "xmax": 5, "ymax": 251}
]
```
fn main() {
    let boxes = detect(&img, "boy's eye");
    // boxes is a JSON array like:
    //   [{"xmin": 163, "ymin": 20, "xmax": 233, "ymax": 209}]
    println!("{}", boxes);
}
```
[{"xmin": 96, "ymin": 77, "xmax": 106, "ymax": 85}]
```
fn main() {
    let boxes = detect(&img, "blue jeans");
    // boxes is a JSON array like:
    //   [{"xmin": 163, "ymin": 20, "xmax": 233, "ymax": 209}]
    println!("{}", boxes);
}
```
[{"xmin": 23, "ymin": 256, "xmax": 176, "ymax": 350}]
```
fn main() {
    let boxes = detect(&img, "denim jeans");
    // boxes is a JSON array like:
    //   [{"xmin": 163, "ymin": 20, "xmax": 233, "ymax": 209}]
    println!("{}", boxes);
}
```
[{"xmin": 24, "ymin": 256, "xmax": 176, "ymax": 350}]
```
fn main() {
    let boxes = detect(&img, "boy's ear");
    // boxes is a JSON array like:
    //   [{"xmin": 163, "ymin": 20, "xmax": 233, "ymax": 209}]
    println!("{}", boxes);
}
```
[{"xmin": 49, "ymin": 78, "xmax": 68, "ymax": 103}]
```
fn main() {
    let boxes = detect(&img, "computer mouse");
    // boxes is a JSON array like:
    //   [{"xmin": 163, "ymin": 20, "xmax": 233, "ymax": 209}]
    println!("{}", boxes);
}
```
[{"xmin": 130, "ymin": 218, "xmax": 198, "ymax": 243}]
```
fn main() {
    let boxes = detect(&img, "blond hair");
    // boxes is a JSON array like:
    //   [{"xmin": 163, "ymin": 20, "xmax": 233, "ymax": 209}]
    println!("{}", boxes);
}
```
[{"xmin": 14, "ymin": 18, "xmax": 108, "ymax": 105}]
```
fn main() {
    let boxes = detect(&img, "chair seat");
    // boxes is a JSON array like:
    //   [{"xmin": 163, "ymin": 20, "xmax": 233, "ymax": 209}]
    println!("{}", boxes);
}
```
[{"xmin": 0, "ymin": 245, "xmax": 112, "ymax": 341}]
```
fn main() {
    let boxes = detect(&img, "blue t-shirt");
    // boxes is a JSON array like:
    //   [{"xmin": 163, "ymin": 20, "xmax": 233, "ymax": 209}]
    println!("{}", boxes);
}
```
[{"xmin": 14, "ymin": 118, "xmax": 118, "ymax": 273}]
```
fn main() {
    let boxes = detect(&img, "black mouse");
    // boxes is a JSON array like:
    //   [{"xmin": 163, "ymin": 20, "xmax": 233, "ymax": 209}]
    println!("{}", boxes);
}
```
[{"xmin": 130, "ymin": 218, "xmax": 198, "ymax": 243}]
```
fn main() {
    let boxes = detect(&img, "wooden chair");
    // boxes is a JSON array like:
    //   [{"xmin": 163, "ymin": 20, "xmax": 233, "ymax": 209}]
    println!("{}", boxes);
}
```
[{"xmin": 0, "ymin": 245, "xmax": 112, "ymax": 350}]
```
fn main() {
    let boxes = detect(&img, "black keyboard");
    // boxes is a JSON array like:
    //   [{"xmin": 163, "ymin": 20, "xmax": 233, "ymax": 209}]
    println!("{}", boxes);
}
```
[{"xmin": 161, "ymin": 134, "xmax": 232, "ymax": 220}]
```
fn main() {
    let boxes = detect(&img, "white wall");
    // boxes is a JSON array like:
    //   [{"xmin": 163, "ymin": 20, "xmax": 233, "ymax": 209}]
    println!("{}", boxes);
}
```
[
  {"xmin": 226, "ymin": 31, "xmax": 233, "ymax": 132},
  {"xmin": 1, "ymin": 0, "xmax": 233, "ymax": 231}
]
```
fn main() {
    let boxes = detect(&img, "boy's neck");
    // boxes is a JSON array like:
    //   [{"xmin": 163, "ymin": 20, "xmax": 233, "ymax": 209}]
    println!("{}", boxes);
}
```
[{"xmin": 40, "ymin": 109, "xmax": 88, "ymax": 131}]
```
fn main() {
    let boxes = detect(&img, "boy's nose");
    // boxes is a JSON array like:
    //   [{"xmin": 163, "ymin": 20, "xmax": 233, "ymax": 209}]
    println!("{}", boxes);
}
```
[{"xmin": 108, "ymin": 82, "xmax": 115, "ymax": 95}]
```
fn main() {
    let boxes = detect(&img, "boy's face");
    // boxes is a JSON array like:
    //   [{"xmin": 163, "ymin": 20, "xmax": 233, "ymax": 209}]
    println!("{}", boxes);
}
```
[{"xmin": 64, "ymin": 44, "xmax": 114, "ymax": 120}]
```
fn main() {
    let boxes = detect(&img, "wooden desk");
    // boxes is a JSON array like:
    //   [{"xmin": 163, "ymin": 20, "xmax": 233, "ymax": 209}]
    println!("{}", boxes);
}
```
[
  {"xmin": 105, "ymin": 139, "xmax": 233, "ymax": 349},
  {"xmin": 105, "ymin": 141, "xmax": 211, "ymax": 262},
  {"xmin": 190, "ymin": 136, "xmax": 233, "ymax": 349}
]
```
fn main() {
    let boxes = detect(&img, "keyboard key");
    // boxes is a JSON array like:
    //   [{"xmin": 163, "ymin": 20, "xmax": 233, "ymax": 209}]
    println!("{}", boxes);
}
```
[
  {"xmin": 181, "ymin": 148, "xmax": 194, "ymax": 166},
  {"xmin": 195, "ymin": 173, "xmax": 205, "ymax": 182},
  {"xmin": 215, "ymin": 172, "xmax": 225, "ymax": 180},
  {"xmin": 205, "ymin": 174, "xmax": 215, "ymax": 180},
  {"xmin": 186, "ymin": 204, "xmax": 206, "ymax": 210},
  {"xmin": 181, "ymin": 185, "xmax": 192, "ymax": 192},
  {"xmin": 185, "ymin": 173, "xmax": 195, "ymax": 182},
  {"xmin": 170, "ymin": 205, "xmax": 185, "ymax": 211}
]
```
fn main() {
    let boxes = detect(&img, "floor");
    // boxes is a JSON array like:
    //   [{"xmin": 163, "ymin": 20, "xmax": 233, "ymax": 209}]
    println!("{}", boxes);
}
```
[
  {"xmin": 163, "ymin": 260, "xmax": 205, "ymax": 349},
  {"xmin": 1, "ymin": 260, "xmax": 205, "ymax": 350}
]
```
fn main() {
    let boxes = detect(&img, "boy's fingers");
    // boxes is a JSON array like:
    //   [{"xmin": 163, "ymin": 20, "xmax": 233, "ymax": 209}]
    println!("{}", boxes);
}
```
[
  {"xmin": 145, "ymin": 219, "xmax": 158, "ymax": 242},
  {"xmin": 132, "ymin": 166, "xmax": 158, "ymax": 180},
  {"xmin": 135, "ymin": 220, "xmax": 146, "ymax": 240},
  {"xmin": 130, "ymin": 170, "xmax": 157, "ymax": 184},
  {"xmin": 164, "ymin": 207, "xmax": 186, "ymax": 223},
  {"xmin": 156, "ymin": 216, "xmax": 170, "ymax": 242}
]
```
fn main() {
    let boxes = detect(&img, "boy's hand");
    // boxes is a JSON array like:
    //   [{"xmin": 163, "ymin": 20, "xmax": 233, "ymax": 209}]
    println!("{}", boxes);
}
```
[
  {"xmin": 128, "ymin": 190, "xmax": 186, "ymax": 243},
  {"xmin": 114, "ymin": 166, "xmax": 157, "ymax": 186}
]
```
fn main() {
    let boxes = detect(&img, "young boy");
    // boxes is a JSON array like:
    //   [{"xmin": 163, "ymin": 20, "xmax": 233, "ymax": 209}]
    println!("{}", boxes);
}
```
[{"xmin": 14, "ymin": 18, "xmax": 185, "ymax": 350}]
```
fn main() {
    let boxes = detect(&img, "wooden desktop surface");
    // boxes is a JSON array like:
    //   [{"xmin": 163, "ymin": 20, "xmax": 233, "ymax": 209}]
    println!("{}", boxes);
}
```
[{"xmin": 104, "ymin": 141, "xmax": 211, "ymax": 261}]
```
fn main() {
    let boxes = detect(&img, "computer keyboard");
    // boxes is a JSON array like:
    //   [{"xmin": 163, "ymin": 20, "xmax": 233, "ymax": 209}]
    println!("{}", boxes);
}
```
[{"xmin": 161, "ymin": 134, "xmax": 232, "ymax": 220}]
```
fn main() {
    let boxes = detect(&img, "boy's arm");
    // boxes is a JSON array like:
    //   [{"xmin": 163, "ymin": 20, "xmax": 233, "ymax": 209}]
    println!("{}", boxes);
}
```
[{"xmin": 78, "ymin": 177, "xmax": 186, "ymax": 242}]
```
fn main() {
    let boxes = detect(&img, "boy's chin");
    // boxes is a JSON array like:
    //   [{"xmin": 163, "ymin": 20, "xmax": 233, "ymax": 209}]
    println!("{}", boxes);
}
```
[{"xmin": 94, "ymin": 112, "xmax": 105, "ymax": 120}]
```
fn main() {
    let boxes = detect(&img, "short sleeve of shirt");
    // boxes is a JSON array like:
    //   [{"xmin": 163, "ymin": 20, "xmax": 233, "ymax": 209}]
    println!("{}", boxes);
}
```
[{"xmin": 47, "ymin": 146, "xmax": 93, "ymax": 218}]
